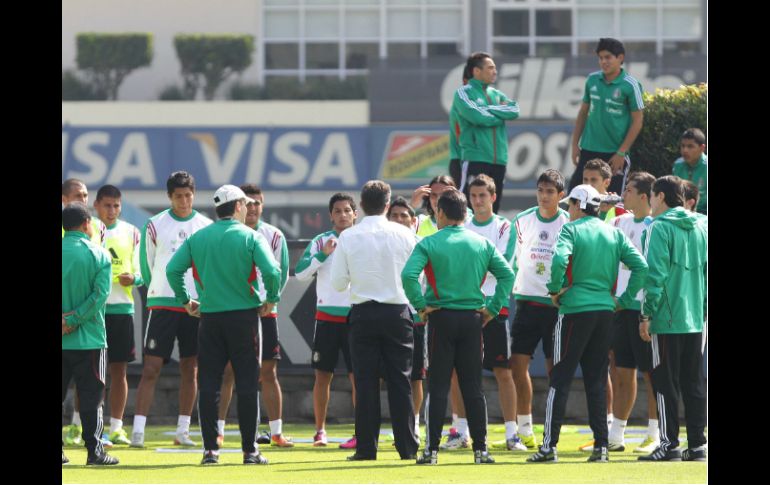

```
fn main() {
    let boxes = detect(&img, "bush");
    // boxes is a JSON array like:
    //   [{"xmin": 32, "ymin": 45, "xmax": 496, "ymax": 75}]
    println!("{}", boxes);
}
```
[
  {"xmin": 174, "ymin": 34, "xmax": 254, "ymax": 100},
  {"xmin": 229, "ymin": 76, "xmax": 367, "ymax": 100},
  {"xmin": 62, "ymin": 70, "xmax": 107, "ymax": 100},
  {"xmin": 76, "ymin": 33, "xmax": 153, "ymax": 100},
  {"xmin": 630, "ymin": 83, "xmax": 707, "ymax": 177},
  {"xmin": 158, "ymin": 84, "xmax": 191, "ymax": 101}
]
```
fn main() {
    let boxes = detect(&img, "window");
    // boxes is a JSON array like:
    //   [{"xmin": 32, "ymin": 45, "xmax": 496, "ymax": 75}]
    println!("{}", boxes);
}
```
[
  {"xmin": 346, "ymin": 43, "xmax": 379, "ymax": 68},
  {"xmin": 388, "ymin": 43, "xmax": 421, "ymax": 59},
  {"xmin": 493, "ymin": 42, "xmax": 529, "ymax": 57},
  {"xmin": 493, "ymin": 10, "xmax": 529, "ymax": 36},
  {"xmin": 536, "ymin": 10, "xmax": 572, "ymax": 36},
  {"xmin": 428, "ymin": 42, "xmax": 460, "ymax": 56},
  {"xmin": 265, "ymin": 44, "xmax": 299, "ymax": 69},
  {"xmin": 307, "ymin": 43, "xmax": 340, "ymax": 69},
  {"xmin": 535, "ymin": 42, "xmax": 571, "ymax": 56}
]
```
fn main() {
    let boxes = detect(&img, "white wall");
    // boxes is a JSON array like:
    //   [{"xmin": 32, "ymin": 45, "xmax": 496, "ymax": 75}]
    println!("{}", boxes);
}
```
[{"xmin": 62, "ymin": 0, "xmax": 262, "ymax": 101}]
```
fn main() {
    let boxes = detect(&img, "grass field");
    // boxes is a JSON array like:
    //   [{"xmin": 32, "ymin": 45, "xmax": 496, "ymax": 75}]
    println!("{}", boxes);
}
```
[{"xmin": 62, "ymin": 423, "xmax": 706, "ymax": 484}]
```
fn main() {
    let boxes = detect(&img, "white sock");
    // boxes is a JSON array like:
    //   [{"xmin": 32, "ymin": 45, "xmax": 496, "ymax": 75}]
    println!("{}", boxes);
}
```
[
  {"xmin": 414, "ymin": 414, "xmax": 421, "ymax": 436},
  {"xmin": 217, "ymin": 420, "xmax": 225, "ymax": 436},
  {"xmin": 72, "ymin": 411, "xmax": 81, "ymax": 427},
  {"xmin": 647, "ymin": 419, "xmax": 659, "ymax": 440},
  {"xmin": 177, "ymin": 415, "xmax": 191, "ymax": 434},
  {"xmin": 269, "ymin": 419, "xmax": 283, "ymax": 436},
  {"xmin": 133, "ymin": 415, "xmax": 147, "ymax": 435},
  {"xmin": 109, "ymin": 418, "xmax": 123, "ymax": 434},
  {"xmin": 609, "ymin": 418, "xmax": 627, "ymax": 444},
  {"xmin": 452, "ymin": 413, "xmax": 459, "ymax": 428},
  {"xmin": 517, "ymin": 414, "xmax": 534, "ymax": 436},
  {"xmin": 457, "ymin": 418, "xmax": 469, "ymax": 438},
  {"xmin": 504, "ymin": 421, "xmax": 518, "ymax": 440},
  {"xmin": 607, "ymin": 413, "xmax": 614, "ymax": 427}
]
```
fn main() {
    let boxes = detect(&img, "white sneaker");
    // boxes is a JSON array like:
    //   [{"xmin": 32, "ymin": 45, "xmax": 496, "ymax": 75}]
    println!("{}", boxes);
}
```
[
  {"xmin": 607, "ymin": 442, "xmax": 626, "ymax": 452},
  {"xmin": 440, "ymin": 432, "xmax": 469, "ymax": 450},
  {"xmin": 634, "ymin": 436, "xmax": 660, "ymax": 453},
  {"xmin": 174, "ymin": 430, "xmax": 197, "ymax": 447},
  {"xmin": 130, "ymin": 431, "xmax": 145, "ymax": 448}
]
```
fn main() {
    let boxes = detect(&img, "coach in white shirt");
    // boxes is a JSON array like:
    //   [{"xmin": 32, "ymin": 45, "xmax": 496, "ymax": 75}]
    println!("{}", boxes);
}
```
[{"xmin": 331, "ymin": 180, "xmax": 420, "ymax": 461}]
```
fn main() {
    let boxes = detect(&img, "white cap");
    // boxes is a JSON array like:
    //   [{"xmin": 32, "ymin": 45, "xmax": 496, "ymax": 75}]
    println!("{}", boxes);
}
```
[
  {"xmin": 213, "ymin": 184, "xmax": 255, "ymax": 207},
  {"xmin": 559, "ymin": 184, "xmax": 602, "ymax": 209}
]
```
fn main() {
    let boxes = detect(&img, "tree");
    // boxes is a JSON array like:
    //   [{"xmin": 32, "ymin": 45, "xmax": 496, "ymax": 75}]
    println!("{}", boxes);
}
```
[
  {"xmin": 173, "ymin": 34, "xmax": 254, "ymax": 100},
  {"xmin": 76, "ymin": 33, "xmax": 153, "ymax": 100},
  {"xmin": 630, "ymin": 83, "xmax": 707, "ymax": 177}
]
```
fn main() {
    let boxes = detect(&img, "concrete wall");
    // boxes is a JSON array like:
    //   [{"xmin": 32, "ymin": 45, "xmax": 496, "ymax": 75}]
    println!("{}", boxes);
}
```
[{"xmin": 62, "ymin": 0, "xmax": 262, "ymax": 100}]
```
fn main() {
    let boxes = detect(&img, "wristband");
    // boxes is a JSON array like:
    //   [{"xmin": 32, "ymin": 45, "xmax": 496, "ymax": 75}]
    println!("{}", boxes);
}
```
[{"xmin": 616, "ymin": 150, "xmax": 627, "ymax": 157}]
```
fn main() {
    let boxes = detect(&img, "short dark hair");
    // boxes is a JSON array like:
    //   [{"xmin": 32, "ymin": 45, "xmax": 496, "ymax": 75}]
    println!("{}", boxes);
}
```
[
  {"xmin": 166, "ymin": 171, "xmax": 195, "ymax": 196},
  {"xmin": 652, "ymin": 175, "xmax": 685, "ymax": 208},
  {"xmin": 570, "ymin": 199, "xmax": 599, "ymax": 217},
  {"xmin": 423, "ymin": 174, "xmax": 457, "ymax": 217},
  {"xmin": 537, "ymin": 169, "xmax": 565, "ymax": 193},
  {"xmin": 627, "ymin": 171, "xmax": 656, "ymax": 200},
  {"xmin": 360, "ymin": 180, "xmax": 391, "ymax": 215},
  {"xmin": 215, "ymin": 200, "xmax": 239, "ymax": 219},
  {"xmin": 62, "ymin": 202, "xmax": 91, "ymax": 230},
  {"xmin": 682, "ymin": 179, "xmax": 700, "ymax": 206},
  {"xmin": 469, "ymin": 173, "xmax": 496, "ymax": 196},
  {"xmin": 387, "ymin": 196, "xmax": 415, "ymax": 218},
  {"xmin": 596, "ymin": 38, "xmax": 625, "ymax": 58},
  {"xmin": 62, "ymin": 178, "xmax": 85, "ymax": 197},
  {"xmin": 584, "ymin": 158, "xmax": 612, "ymax": 180},
  {"xmin": 96, "ymin": 184, "xmax": 121, "ymax": 201},
  {"xmin": 437, "ymin": 188, "xmax": 467, "ymax": 221},
  {"xmin": 240, "ymin": 183, "xmax": 262, "ymax": 198},
  {"xmin": 328, "ymin": 193, "xmax": 356, "ymax": 214},
  {"xmin": 681, "ymin": 128, "xmax": 706, "ymax": 145},
  {"xmin": 466, "ymin": 51, "xmax": 492, "ymax": 76}
]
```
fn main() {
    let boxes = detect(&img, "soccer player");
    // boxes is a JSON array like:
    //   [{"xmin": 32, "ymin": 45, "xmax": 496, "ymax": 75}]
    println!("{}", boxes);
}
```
[{"xmin": 672, "ymin": 128, "xmax": 707, "ymax": 214}]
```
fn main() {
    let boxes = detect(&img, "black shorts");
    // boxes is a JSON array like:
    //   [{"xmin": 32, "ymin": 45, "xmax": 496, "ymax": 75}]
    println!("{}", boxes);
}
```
[
  {"xmin": 612, "ymin": 309, "xmax": 652, "ymax": 372},
  {"xmin": 511, "ymin": 301, "xmax": 558, "ymax": 359},
  {"xmin": 260, "ymin": 316, "xmax": 281, "ymax": 361},
  {"xmin": 482, "ymin": 314, "xmax": 511, "ymax": 371},
  {"xmin": 144, "ymin": 309, "xmax": 199, "ymax": 359},
  {"xmin": 412, "ymin": 323, "xmax": 427, "ymax": 381},
  {"xmin": 311, "ymin": 320, "xmax": 353, "ymax": 373},
  {"xmin": 105, "ymin": 314, "xmax": 136, "ymax": 363},
  {"xmin": 448, "ymin": 159, "xmax": 462, "ymax": 189}
]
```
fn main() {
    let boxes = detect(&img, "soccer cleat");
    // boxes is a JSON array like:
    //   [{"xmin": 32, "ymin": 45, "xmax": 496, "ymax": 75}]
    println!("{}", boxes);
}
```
[
  {"xmin": 174, "ymin": 430, "xmax": 197, "ymax": 447},
  {"xmin": 64, "ymin": 424, "xmax": 82, "ymax": 446},
  {"xmin": 638, "ymin": 446, "xmax": 682, "ymax": 461},
  {"xmin": 130, "ymin": 431, "xmax": 145, "ymax": 448},
  {"xmin": 682, "ymin": 446, "xmax": 707, "ymax": 462},
  {"xmin": 507, "ymin": 436, "xmax": 529, "ymax": 451},
  {"xmin": 101, "ymin": 434, "xmax": 114, "ymax": 448},
  {"xmin": 440, "ymin": 428, "xmax": 469, "ymax": 450},
  {"xmin": 346, "ymin": 452, "xmax": 375, "ymax": 461},
  {"xmin": 256, "ymin": 430, "xmax": 271, "ymax": 445},
  {"xmin": 201, "ymin": 451, "xmax": 219, "ymax": 465},
  {"xmin": 474, "ymin": 450, "xmax": 495, "ymax": 464},
  {"xmin": 577, "ymin": 439, "xmax": 595, "ymax": 451},
  {"xmin": 86, "ymin": 453, "xmax": 119, "ymax": 466},
  {"xmin": 109, "ymin": 428, "xmax": 131, "ymax": 445},
  {"xmin": 633, "ymin": 436, "xmax": 660, "ymax": 453},
  {"xmin": 312, "ymin": 430, "xmax": 328, "ymax": 447},
  {"xmin": 607, "ymin": 442, "xmax": 625, "ymax": 452},
  {"xmin": 519, "ymin": 433, "xmax": 538, "ymax": 450},
  {"xmin": 216, "ymin": 434, "xmax": 224, "ymax": 447},
  {"xmin": 527, "ymin": 447, "xmax": 557, "ymax": 463},
  {"xmin": 339, "ymin": 435, "xmax": 357, "ymax": 449},
  {"xmin": 62, "ymin": 451, "xmax": 69, "ymax": 465},
  {"xmin": 416, "ymin": 449, "xmax": 438, "ymax": 465},
  {"xmin": 587, "ymin": 446, "xmax": 609, "ymax": 462},
  {"xmin": 243, "ymin": 452, "xmax": 269, "ymax": 465},
  {"xmin": 270, "ymin": 434, "xmax": 294, "ymax": 447}
]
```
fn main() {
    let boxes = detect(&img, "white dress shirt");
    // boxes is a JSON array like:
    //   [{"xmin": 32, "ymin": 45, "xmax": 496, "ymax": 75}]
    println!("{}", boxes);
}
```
[{"xmin": 330, "ymin": 214, "xmax": 417, "ymax": 304}]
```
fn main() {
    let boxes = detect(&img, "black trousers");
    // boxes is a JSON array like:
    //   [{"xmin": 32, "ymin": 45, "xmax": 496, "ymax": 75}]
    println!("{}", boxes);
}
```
[
  {"xmin": 569, "ymin": 149, "xmax": 631, "ymax": 195},
  {"xmin": 448, "ymin": 158, "xmax": 462, "ymax": 189},
  {"xmin": 349, "ymin": 301, "xmax": 418, "ymax": 459},
  {"xmin": 197, "ymin": 310, "xmax": 261, "ymax": 453},
  {"xmin": 425, "ymin": 309, "xmax": 488, "ymax": 452},
  {"xmin": 62, "ymin": 348, "xmax": 106, "ymax": 456},
  {"xmin": 542, "ymin": 311, "xmax": 614, "ymax": 450},
  {"xmin": 650, "ymin": 332, "xmax": 707, "ymax": 451},
  {"xmin": 460, "ymin": 162, "xmax": 506, "ymax": 214}
]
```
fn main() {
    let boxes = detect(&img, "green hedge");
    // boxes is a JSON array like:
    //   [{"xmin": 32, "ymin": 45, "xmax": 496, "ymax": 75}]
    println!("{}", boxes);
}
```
[
  {"xmin": 230, "ymin": 76, "xmax": 367, "ymax": 100},
  {"xmin": 62, "ymin": 70, "xmax": 107, "ymax": 100},
  {"xmin": 174, "ymin": 34, "xmax": 254, "ymax": 100},
  {"xmin": 630, "ymin": 83, "xmax": 707, "ymax": 177},
  {"xmin": 76, "ymin": 33, "xmax": 153, "ymax": 100}
]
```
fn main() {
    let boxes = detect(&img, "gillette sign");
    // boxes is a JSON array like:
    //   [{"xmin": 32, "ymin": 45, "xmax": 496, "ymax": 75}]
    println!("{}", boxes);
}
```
[{"xmin": 440, "ymin": 58, "xmax": 701, "ymax": 120}]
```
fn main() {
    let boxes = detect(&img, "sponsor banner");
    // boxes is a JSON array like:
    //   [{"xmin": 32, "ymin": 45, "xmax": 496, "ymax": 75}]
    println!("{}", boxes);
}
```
[
  {"xmin": 62, "ymin": 126, "xmax": 368, "ymax": 191},
  {"xmin": 369, "ymin": 55, "xmax": 706, "ymax": 122}
]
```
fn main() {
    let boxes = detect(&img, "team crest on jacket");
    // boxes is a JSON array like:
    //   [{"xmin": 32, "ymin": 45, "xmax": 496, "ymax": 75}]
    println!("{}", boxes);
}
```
[
  {"xmin": 148, "ymin": 339, "xmax": 156, "ymax": 350},
  {"xmin": 613, "ymin": 88, "xmax": 621, "ymax": 98},
  {"xmin": 539, "ymin": 231, "xmax": 549, "ymax": 241},
  {"xmin": 313, "ymin": 351, "xmax": 321, "ymax": 363}
]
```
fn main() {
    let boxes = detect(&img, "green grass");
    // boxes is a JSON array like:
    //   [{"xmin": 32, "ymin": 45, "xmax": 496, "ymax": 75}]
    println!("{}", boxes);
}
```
[{"xmin": 62, "ymin": 423, "xmax": 706, "ymax": 484}]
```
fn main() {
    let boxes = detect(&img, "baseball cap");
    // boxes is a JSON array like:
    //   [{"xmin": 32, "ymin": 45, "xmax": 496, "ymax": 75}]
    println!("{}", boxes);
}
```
[
  {"xmin": 559, "ymin": 184, "xmax": 602, "ymax": 209},
  {"xmin": 213, "ymin": 184, "xmax": 255, "ymax": 207}
]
